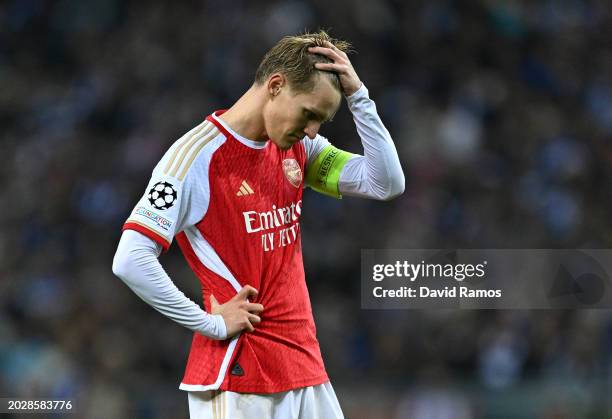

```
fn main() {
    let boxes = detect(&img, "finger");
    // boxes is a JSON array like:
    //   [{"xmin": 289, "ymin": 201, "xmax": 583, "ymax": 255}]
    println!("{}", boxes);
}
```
[
  {"xmin": 244, "ymin": 319, "xmax": 255, "ymax": 333},
  {"xmin": 308, "ymin": 46, "xmax": 344, "ymax": 62},
  {"xmin": 248, "ymin": 313, "xmax": 262, "ymax": 324},
  {"xmin": 310, "ymin": 47, "xmax": 343, "ymax": 63},
  {"xmin": 322, "ymin": 41, "xmax": 349, "ymax": 59},
  {"xmin": 324, "ymin": 41, "xmax": 346, "ymax": 53},
  {"xmin": 314, "ymin": 62, "xmax": 346, "ymax": 73},
  {"xmin": 322, "ymin": 40, "xmax": 341, "ymax": 53},
  {"xmin": 244, "ymin": 302, "xmax": 264, "ymax": 314},
  {"xmin": 210, "ymin": 294, "xmax": 219, "ymax": 308},
  {"xmin": 323, "ymin": 40, "xmax": 335, "ymax": 48},
  {"xmin": 236, "ymin": 285, "xmax": 258, "ymax": 300}
]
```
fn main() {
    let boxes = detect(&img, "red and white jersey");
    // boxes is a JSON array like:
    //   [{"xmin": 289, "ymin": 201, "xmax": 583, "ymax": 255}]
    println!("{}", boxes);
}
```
[{"xmin": 123, "ymin": 111, "xmax": 333, "ymax": 393}]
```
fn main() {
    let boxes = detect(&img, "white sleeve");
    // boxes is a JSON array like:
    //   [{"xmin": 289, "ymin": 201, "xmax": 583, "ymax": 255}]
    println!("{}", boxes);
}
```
[
  {"xmin": 112, "ymin": 229, "xmax": 227, "ymax": 340},
  {"xmin": 115, "ymin": 120, "xmax": 227, "ymax": 339},
  {"xmin": 303, "ymin": 133, "xmax": 332, "ymax": 166},
  {"xmin": 338, "ymin": 84, "xmax": 405, "ymax": 200}
]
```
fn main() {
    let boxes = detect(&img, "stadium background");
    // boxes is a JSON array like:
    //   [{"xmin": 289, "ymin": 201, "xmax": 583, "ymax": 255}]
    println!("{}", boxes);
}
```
[{"xmin": 2, "ymin": 0, "xmax": 612, "ymax": 418}]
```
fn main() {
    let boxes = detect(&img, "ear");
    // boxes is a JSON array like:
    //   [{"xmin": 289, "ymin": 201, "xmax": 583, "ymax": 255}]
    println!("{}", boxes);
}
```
[{"xmin": 267, "ymin": 73, "xmax": 286, "ymax": 98}]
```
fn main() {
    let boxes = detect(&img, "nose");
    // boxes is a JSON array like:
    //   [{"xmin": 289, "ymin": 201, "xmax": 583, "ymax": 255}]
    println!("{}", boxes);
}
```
[{"xmin": 303, "ymin": 121, "xmax": 321, "ymax": 140}]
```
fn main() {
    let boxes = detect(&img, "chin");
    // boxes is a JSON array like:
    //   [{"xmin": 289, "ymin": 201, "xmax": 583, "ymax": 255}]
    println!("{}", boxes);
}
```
[{"xmin": 273, "ymin": 138, "xmax": 296, "ymax": 150}]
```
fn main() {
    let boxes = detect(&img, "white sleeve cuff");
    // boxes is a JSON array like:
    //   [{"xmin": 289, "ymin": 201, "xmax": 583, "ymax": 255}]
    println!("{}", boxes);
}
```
[
  {"xmin": 346, "ymin": 83, "xmax": 368, "ymax": 104},
  {"xmin": 211, "ymin": 314, "xmax": 227, "ymax": 340}
]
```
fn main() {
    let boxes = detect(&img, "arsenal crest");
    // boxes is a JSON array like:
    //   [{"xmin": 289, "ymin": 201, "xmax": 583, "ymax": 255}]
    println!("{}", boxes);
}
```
[{"xmin": 282, "ymin": 158, "xmax": 302, "ymax": 188}]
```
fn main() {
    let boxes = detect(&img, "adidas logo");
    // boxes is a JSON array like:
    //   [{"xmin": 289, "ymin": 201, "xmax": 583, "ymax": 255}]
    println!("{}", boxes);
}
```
[
  {"xmin": 236, "ymin": 180, "xmax": 254, "ymax": 196},
  {"xmin": 230, "ymin": 362, "xmax": 244, "ymax": 376}
]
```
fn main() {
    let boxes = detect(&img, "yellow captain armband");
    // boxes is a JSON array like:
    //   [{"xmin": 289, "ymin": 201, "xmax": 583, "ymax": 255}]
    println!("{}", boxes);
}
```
[{"xmin": 305, "ymin": 145, "xmax": 357, "ymax": 199}]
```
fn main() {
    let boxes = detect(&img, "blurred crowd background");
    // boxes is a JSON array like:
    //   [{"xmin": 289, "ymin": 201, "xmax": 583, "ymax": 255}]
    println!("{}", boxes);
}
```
[{"xmin": 2, "ymin": 0, "xmax": 612, "ymax": 418}]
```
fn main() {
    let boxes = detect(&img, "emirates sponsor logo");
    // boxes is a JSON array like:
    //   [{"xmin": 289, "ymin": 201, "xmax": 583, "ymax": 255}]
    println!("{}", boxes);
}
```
[
  {"xmin": 243, "ymin": 200, "xmax": 303, "ymax": 252},
  {"xmin": 242, "ymin": 200, "xmax": 302, "ymax": 233},
  {"xmin": 282, "ymin": 158, "xmax": 302, "ymax": 188}
]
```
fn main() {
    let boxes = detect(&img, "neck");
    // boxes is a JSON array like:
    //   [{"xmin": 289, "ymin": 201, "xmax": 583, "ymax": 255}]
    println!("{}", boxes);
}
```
[{"xmin": 218, "ymin": 85, "xmax": 268, "ymax": 142}]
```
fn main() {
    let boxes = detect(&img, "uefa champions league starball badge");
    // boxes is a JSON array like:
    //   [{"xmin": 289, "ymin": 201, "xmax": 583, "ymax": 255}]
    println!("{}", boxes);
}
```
[
  {"xmin": 282, "ymin": 159, "xmax": 302, "ymax": 188},
  {"xmin": 147, "ymin": 181, "xmax": 178, "ymax": 210}
]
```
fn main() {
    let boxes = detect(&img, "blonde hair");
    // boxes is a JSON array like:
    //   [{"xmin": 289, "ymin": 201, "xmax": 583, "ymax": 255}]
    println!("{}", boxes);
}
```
[{"xmin": 254, "ymin": 30, "xmax": 352, "ymax": 93}]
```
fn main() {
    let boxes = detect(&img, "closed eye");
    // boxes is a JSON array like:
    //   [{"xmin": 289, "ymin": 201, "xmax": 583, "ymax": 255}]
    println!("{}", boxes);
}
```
[
  {"xmin": 304, "ymin": 109, "xmax": 318, "ymax": 120},
  {"xmin": 303, "ymin": 108, "xmax": 332, "ymax": 123}
]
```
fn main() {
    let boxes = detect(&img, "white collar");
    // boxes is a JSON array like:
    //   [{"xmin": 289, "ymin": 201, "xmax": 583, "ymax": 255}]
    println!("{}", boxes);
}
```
[{"xmin": 211, "ymin": 112, "xmax": 267, "ymax": 149}]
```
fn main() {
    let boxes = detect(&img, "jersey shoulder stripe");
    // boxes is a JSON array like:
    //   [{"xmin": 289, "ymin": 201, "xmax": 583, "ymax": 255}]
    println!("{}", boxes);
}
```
[
  {"xmin": 176, "ymin": 129, "xmax": 221, "ymax": 181},
  {"xmin": 164, "ymin": 121, "xmax": 213, "ymax": 174},
  {"xmin": 164, "ymin": 122, "xmax": 221, "ymax": 180}
]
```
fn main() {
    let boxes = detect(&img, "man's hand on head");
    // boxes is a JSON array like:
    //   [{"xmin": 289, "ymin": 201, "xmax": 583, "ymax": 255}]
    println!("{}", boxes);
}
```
[{"xmin": 309, "ymin": 41, "xmax": 362, "ymax": 96}]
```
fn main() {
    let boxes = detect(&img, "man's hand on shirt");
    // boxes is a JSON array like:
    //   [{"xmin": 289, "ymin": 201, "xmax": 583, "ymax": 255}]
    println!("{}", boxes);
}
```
[
  {"xmin": 210, "ymin": 285, "xmax": 264, "ymax": 338},
  {"xmin": 309, "ymin": 41, "xmax": 362, "ymax": 96}
]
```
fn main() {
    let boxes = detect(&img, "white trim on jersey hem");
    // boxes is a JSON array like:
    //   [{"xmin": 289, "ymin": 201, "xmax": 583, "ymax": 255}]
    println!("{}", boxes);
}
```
[
  {"xmin": 178, "ymin": 227, "xmax": 244, "ymax": 391},
  {"xmin": 210, "ymin": 112, "xmax": 267, "ymax": 149},
  {"xmin": 179, "ymin": 335, "xmax": 239, "ymax": 392}
]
